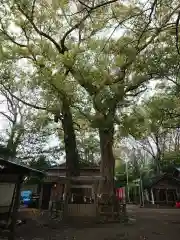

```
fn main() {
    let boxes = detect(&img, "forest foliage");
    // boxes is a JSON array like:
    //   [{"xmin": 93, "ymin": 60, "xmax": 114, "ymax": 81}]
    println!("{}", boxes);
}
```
[{"xmin": 0, "ymin": 0, "xmax": 180, "ymax": 191}]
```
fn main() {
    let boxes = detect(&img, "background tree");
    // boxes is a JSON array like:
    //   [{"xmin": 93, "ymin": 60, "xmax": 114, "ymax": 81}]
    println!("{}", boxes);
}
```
[
  {"xmin": 0, "ymin": 85, "xmax": 26, "ymax": 159},
  {"xmin": 0, "ymin": 82, "xmax": 64, "ymax": 163},
  {"xmin": 120, "ymin": 91, "xmax": 180, "ymax": 174}
]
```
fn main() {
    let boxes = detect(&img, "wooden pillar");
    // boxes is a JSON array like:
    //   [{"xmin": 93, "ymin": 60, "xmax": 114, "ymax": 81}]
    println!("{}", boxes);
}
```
[
  {"xmin": 134, "ymin": 186, "xmax": 136, "ymax": 203},
  {"xmin": 155, "ymin": 189, "xmax": 158, "ymax": 204},
  {"xmin": 92, "ymin": 183, "xmax": 96, "ymax": 201},
  {"xmin": 157, "ymin": 189, "xmax": 160, "ymax": 204},
  {"xmin": 151, "ymin": 188, "xmax": 155, "ymax": 204},
  {"xmin": 165, "ymin": 189, "xmax": 168, "ymax": 204},
  {"xmin": 55, "ymin": 183, "xmax": 64, "ymax": 201},
  {"xmin": 145, "ymin": 189, "xmax": 149, "ymax": 202},
  {"xmin": 9, "ymin": 176, "xmax": 23, "ymax": 240},
  {"xmin": 58, "ymin": 184, "xmax": 63, "ymax": 199},
  {"xmin": 63, "ymin": 180, "xmax": 71, "ymax": 219},
  {"xmin": 39, "ymin": 184, "xmax": 43, "ymax": 209},
  {"xmin": 173, "ymin": 190, "xmax": 176, "ymax": 204},
  {"xmin": 176, "ymin": 188, "xmax": 178, "ymax": 201}
]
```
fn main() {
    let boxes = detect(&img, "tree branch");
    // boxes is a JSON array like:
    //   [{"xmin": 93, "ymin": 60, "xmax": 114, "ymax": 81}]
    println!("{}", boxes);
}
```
[
  {"xmin": 15, "ymin": 2, "xmax": 63, "ymax": 54},
  {"xmin": 138, "ymin": 139, "xmax": 156, "ymax": 159},
  {"xmin": 126, "ymin": 87, "xmax": 148, "ymax": 97},
  {"xmin": 0, "ymin": 111, "xmax": 13, "ymax": 123},
  {"xmin": 16, "ymin": 0, "xmax": 119, "ymax": 54},
  {"xmin": 101, "ymin": 6, "xmax": 153, "ymax": 53},
  {"xmin": 0, "ymin": 20, "xmax": 27, "ymax": 48},
  {"xmin": 90, "ymin": 0, "xmax": 119, "ymax": 10},
  {"xmin": 31, "ymin": 0, "xmax": 36, "ymax": 19},
  {"xmin": 1, "ymin": 84, "xmax": 47, "ymax": 111},
  {"xmin": 175, "ymin": 10, "xmax": 180, "ymax": 55},
  {"xmin": 125, "ymin": 74, "xmax": 154, "ymax": 94},
  {"xmin": 77, "ymin": 0, "xmax": 91, "ymax": 9},
  {"xmin": 137, "ymin": 0, "xmax": 157, "ymax": 46}
]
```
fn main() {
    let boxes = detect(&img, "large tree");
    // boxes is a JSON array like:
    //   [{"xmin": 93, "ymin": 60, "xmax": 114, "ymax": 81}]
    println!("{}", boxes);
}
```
[{"xmin": 1, "ymin": 0, "xmax": 180, "ymax": 195}]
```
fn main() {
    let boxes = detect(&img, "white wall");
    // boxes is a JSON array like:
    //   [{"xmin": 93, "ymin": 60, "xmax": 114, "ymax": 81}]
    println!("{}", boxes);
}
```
[{"xmin": 0, "ymin": 183, "xmax": 15, "ymax": 206}]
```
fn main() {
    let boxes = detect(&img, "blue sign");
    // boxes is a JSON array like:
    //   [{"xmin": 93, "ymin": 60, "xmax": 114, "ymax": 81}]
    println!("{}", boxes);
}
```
[{"xmin": 21, "ymin": 190, "xmax": 32, "ymax": 205}]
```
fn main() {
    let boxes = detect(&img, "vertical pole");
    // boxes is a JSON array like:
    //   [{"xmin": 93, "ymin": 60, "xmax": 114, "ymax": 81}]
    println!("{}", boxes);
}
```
[
  {"xmin": 176, "ymin": 188, "xmax": 178, "ymax": 202},
  {"xmin": 165, "ymin": 189, "xmax": 168, "ymax": 204},
  {"xmin": 125, "ymin": 160, "xmax": 129, "ymax": 203},
  {"xmin": 39, "ymin": 183, "xmax": 43, "ymax": 209},
  {"xmin": 151, "ymin": 188, "xmax": 155, "ymax": 204},
  {"xmin": 9, "ymin": 176, "xmax": 23, "ymax": 240},
  {"xmin": 140, "ymin": 174, "xmax": 144, "ymax": 207},
  {"xmin": 63, "ymin": 180, "xmax": 71, "ymax": 220},
  {"xmin": 157, "ymin": 189, "xmax": 159, "ymax": 205},
  {"xmin": 134, "ymin": 186, "xmax": 136, "ymax": 203},
  {"xmin": 173, "ymin": 190, "xmax": 176, "ymax": 205},
  {"xmin": 92, "ymin": 184, "xmax": 95, "ymax": 202},
  {"xmin": 138, "ymin": 181, "xmax": 141, "ymax": 205},
  {"xmin": 145, "ymin": 190, "xmax": 149, "ymax": 202}
]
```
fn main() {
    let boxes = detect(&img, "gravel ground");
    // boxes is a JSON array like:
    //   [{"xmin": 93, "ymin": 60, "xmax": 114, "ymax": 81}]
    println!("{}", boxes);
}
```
[{"xmin": 14, "ymin": 206, "xmax": 180, "ymax": 240}]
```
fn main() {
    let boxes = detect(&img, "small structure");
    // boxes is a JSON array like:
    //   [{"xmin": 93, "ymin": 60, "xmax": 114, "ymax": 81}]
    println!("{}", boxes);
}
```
[
  {"xmin": 144, "ymin": 173, "xmax": 180, "ymax": 206},
  {"xmin": 48, "ymin": 176, "xmax": 125, "ymax": 221},
  {"xmin": 58, "ymin": 175, "xmax": 105, "ymax": 219},
  {"xmin": 0, "ymin": 158, "xmax": 44, "ymax": 240},
  {"xmin": 40, "ymin": 164, "xmax": 126, "ymax": 221},
  {"xmin": 40, "ymin": 164, "xmax": 103, "ymax": 218},
  {"xmin": 40, "ymin": 164, "xmax": 100, "ymax": 210}
]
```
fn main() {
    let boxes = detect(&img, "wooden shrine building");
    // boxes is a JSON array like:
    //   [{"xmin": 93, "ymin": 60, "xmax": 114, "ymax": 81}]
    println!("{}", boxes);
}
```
[
  {"xmin": 40, "ymin": 163, "xmax": 102, "ymax": 217},
  {"xmin": 0, "ymin": 158, "xmax": 44, "ymax": 240},
  {"xmin": 40, "ymin": 163, "xmax": 101, "ymax": 209},
  {"xmin": 40, "ymin": 163, "xmax": 126, "ymax": 220},
  {"xmin": 144, "ymin": 169, "xmax": 180, "ymax": 206}
]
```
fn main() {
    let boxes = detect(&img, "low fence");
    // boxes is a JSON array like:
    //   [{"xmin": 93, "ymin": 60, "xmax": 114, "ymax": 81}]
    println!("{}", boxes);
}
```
[{"xmin": 67, "ymin": 203, "xmax": 96, "ymax": 217}]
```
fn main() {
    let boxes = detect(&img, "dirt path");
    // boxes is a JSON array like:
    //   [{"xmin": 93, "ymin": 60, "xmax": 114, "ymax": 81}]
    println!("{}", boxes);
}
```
[{"xmin": 15, "ymin": 206, "xmax": 180, "ymax": 240}]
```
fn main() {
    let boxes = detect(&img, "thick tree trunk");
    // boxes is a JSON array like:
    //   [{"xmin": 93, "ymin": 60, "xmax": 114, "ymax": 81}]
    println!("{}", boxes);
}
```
[
  {"xmin": 6, "ymin": 126, "xmax": 24, "ymax": 160},
  {"xmin": 155, "ymin": 156, "xmax": 161, "ymax": 174},
  {"xmin": 154, "ymin": 135, "xmax": 161, "ymax": 174},
  {"xmin": 61, "ymin": 100, "xmax": 81, "ymax": 217},
  {"xmin": 98, "ymin": 125, "xmax": 115, "ymax": 195},
  {"xmin": 61, "ymin": 99, "xmax": 80, "ymax": 177}
]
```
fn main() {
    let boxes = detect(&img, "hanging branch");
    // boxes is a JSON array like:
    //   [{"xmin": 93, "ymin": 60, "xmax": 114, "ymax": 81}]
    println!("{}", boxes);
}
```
[
  {"xmin": 175, "ymin": 10, "xmax": 180, "ymax": 55},
  {"xmin": 0, "ymin": 82, "xmax": 47, "ymax": 111},
  {"xmin": 31, "ymin": 0, "xmax": 36, "ymax": 19},
  {"xmin": 137, "ymin": 0, "xmax": 157, "ymax": 47}
]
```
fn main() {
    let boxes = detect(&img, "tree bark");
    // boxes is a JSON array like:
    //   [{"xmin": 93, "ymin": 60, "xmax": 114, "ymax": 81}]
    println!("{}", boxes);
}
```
[
  {"xmin": 61, "ymin": 99, "xmax": 80, "ymax": 177},
  {"xmin": 154, "ymin": 134, "xmax": 161, "ymax": 174},
  {"xmin": 98, "ymin": 124, "xmax": 115, "ymax": 195},
  {"xmin": 155, "ymin": 156, "xmax": 161, "ymax": 174}
]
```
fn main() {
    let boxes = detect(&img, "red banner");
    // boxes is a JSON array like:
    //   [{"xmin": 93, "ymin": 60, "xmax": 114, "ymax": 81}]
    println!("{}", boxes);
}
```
[{"xmin": 116, "ymin": 187, "xmax": 125, "ymax": 200}]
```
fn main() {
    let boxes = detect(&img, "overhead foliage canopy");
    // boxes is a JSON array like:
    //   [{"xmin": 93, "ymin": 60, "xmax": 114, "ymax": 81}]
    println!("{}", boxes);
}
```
[{"xmin": 1, "ymin": 0, "xmax": 180, "ymax": 193}]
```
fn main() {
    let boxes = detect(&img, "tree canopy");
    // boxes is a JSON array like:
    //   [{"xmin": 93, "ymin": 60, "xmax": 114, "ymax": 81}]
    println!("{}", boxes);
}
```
[{"xmin": 1, "ymin": 0, "xmax": 180, "ymax": 196}]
